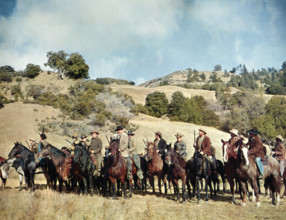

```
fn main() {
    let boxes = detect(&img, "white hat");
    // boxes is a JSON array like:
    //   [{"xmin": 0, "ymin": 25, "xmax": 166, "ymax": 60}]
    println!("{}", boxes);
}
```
[{"xmin": 229, "ymin": 129, "xmax": 239, "ymax": 136}]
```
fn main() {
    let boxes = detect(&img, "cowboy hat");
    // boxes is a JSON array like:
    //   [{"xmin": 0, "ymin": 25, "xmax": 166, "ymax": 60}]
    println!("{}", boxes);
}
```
[
  {"xmin": 175, "ymin": 133, "xmax": 183, "ymax": 138},
  {"xmin": 275, "ymin": 135, "xmax": 284, "ymax": 142},
  {"xmin": 115, "ymin": 125, "xmax": 124, "ymax": 131},
  {"xmin": 199, "ymin": 128, "xmax": 207, "ymax": 134},
  {"xmin": 90, "ymin": 129, "xmax": 99, "ymax": 135},
  {"xmin": 127, "ymin": 131, "xmax": 135, "ymax": 136},
  {"xmin": 155, "ymin": 131, "xmax": 163, "ymax": 137},
  {"xmin": 247, "ymin": 129, "xmax": 260, "ymax": 136},
  {"xmin": 72, "ymin": 133, "xmax": 78, "ymax": 139},
  {"xmin": 40, "ymin": 133, "xmax": 47, "ymax": 140},
  {"xmin": 81, "ymin": 134, "xmax": 87, "ymax": 139},
  {"xmin": 229, "ymin": 129, "xmax": 239, "ymax": 136}
]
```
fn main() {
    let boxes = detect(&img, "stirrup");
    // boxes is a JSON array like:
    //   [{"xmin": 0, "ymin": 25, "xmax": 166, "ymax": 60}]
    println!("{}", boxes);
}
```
[{"xmin": 127, "ymin": 172, "xmax": 132, "ymax": 180}]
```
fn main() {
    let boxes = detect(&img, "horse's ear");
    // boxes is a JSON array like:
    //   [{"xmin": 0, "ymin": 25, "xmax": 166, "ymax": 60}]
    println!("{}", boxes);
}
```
[{"xmin": 221, "ymin": 139, "xmax": 225, "ymax": 144}]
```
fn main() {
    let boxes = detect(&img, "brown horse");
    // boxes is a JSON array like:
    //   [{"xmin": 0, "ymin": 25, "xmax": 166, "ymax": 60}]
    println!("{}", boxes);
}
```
[
  {"xmin": 237, "ymin": 144, "xmax": 281, "ymax": 206},
  {"xmin": 38, "ymin": 145, "xmax": 73, "ymax": 192},
  {"xmin": 105, "ymin": 139, "xmax": 135, "ymax": 199},
  {"xmin": 165, "ymin": 145, "xmax": 187, "ymax": 202},
  {"xmin": 146, "ymin": 142, "xmax": 168, "ymax": 195},
  {"xmin": 221, "ymin": 140, "xmax": 240, "ymax": 204}
]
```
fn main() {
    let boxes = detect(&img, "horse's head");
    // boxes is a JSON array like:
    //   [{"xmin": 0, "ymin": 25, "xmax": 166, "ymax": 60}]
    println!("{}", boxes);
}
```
[
  {"xmin": 164, "ymin": 143, "xmax": 173, "ymax": 166},
  {"xmin": 193, "ymin": 151, "xmax": 203, "ymax": 175},
  {"xmin": 109, "ymin": 139, "xmax": 120, "ymax": 156},
  {"xmin": 237, "ymin": 144, "xmax": 249, "ymax": 166},
  {"xmin": 146, "ymin": 142, "xmax": 156, "ymax": 161},
  {"xmin": 221, "ymin": 139, "xmax": 230, "ymax": 163},
  {"xmin": 8, "ymin": 142, "xmax": 22, "ymax": 159},
  {"xmin": 73, "ymin": 146, "xmax": 82, "ymax": 163}
]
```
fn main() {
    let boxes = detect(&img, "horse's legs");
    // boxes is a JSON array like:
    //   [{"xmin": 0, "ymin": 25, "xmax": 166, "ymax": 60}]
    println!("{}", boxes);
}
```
[
  {"xmin": 19, "ymin": 174, "xmax": 23, "ymax": 191},
  {"xmin": 158, "ymin": 175, "xmax": 162, "ymax": 195},
  {"xmin": 164, "ymin": 177, "xmax": 168, "ymax": 195},
  {"xmin": 228, "ymin": 177, "xmax": 236, "ymax": 204},
  {"xmin": 89, "ymin": 174, "xmax": 94, "ymax": 196},
  {"xmin": 30, "ymin": 171, "xmax": 35, "ymax": 192},
  {"xmin": 129, "ymin": 179, "xmax": 133, "ymax": 198},
  {"xmin": 196, "ymin": 176, "xmax": 201, "ymax": 202},
  {"xmin": 121, "ymin": 179, "xmax": 126, "ymax": 198},
  {"xmin": 182, "ymin": 177, "xmax": 186, "ymax": 202},
  {"xmin": 240, "ymin": 181, "xmax": 248, "ymax": 205},
  {"xmin": 205, "ymin": 177, "xmax": 210, "ymax": 201},
  {"xmin": 186, "ymin": 176, "xmax": 191, "ymax": 199},
  {"xmin": 59, "ymin": 178, "xmax": 63, "ymax": 193},
  {"xmin": 252, "ymin": 178, "xmax": 260, "ymax": 206},
  {"xmin": 149, "ymin": 175, "xmax": 155, "ymax": 194}
]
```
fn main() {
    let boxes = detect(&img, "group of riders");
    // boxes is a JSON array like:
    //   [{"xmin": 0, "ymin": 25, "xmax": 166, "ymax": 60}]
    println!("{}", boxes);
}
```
[{"xmin": 24, "ymin": 125, "xmax": 285, "ymax": 184}]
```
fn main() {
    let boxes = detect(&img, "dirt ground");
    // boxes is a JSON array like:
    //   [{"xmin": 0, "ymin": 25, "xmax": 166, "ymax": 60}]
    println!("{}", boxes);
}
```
[{"xmin": 1, "ymin": 175, "xmax": 286, "ymax": 220}]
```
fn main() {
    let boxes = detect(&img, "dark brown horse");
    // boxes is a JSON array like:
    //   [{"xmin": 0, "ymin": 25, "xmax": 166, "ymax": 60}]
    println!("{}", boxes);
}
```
[
  {"xmin": 105, "ymin": 139, "xmax": 135, "ymax": 199},
  {"xmin": 146, "ymin": 142, "xmax": 168, "ymax": 195},
  {"xmin": 38, "ymin": 145, "xmax": 73, "ymax": 192},
  {"xmin": 221, "ymin": 140, "xmax": 240, "ymax": 204},
  {"xmin": 237, "ymin": 144, "xmax": 281, "ymax": 206},
  {"xmin": 165, "ymin": 145, "xmax": 187, "ymax": 202}
]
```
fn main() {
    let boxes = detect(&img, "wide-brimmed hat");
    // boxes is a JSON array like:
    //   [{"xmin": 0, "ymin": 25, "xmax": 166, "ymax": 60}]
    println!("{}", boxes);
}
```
[
  {"xmin": 81, "ymin": 134, "xmax": 87, "ymax": 139},
  {"xmin": 275, "ymin": 135, "xmax": 284, "ymax": 142},
  {"xmin": 175, "ymin": 133, "xmax": 183, "ymax": 138},
  {"xmin": 155, "ymin": 131, "xmax": 163, "ymax": 138},
  {"xmin": 247, "ymin": 129, "xmax": 260, "ymax": 136},
  {"xmin": 40, "ymin": 133, "xmax": 47, "ymax": 140},
  {"xmin": 127, "ymin": 131, "xmax": 135, "ymax": 136},
  {"xmin": 115, "ymin": 126, "xmax": 124, "ymax": 131},
  {"xmin": 90, "ymin": 129, "xmax": 99, "ymax": 135},
  {"xmin": 229, "ymin": 129, "xmax": 239, "ymax": 136},
  {"xmin": 199, "ymin": 128, "xmax": 207, "ymax": 134}
]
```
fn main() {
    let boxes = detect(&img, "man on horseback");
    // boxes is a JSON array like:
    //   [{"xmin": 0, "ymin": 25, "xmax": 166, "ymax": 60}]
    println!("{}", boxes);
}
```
[
  {"xmin": 228, "ymin": 129, "xmax": 242, "ymax": 147},
  {"xmin": 88, "ymin": 129, "xmax": 102, "ymax": 176},
  {"xmin": 194, "ymin": 128, "xmax": 217, "ymax": 171},
  {"xmin": 154, "ymin": 131, "xmax": 167, "ymax": 159},
  {"xmin": 67, "ymin": 133, "xmax": 80, "ymax": 152},
  {"xmin": 247, "ymin": 129, "xmax": 264, "ymax": 176},
  {"xmin": 128, "ymin": 131, "xmax": 143, "ymax": 180},
  {"xmin": 115, "ymin": 126, "xmax": 132, "ymax": 180},
  {"xmin": 271, "ymin": 135, "xmax": 285, "ymax": 177},
  {"xmin": 174, "ymin": 133, "xmax": 188, "ymax": 161},
  {"xmin": 79, "ymin": 134, "xmax": 90, "ymax": 149}
]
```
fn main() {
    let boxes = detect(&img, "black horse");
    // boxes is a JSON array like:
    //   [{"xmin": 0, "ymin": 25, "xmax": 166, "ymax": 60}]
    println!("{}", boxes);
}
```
[
  {"xmin": 37, "ymin": 157, "xmax": 58, "ymax": 190},
  {"xmin": 74, "ymin": 146, "xmax": 96, "ymax": 195},
  {"xmin": 8, "ymin": 142, "xmax": 37, "ymax": 192},
  {"xmin": 214, "ymin": 159, "xmax": 226, "ymax": 193},
  {"xmin": 191, "ymin": 151, "xmax": 215, "ymax": 202}
]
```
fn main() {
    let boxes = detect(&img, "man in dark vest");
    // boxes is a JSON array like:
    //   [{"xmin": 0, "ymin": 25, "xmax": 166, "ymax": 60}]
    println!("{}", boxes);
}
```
[
  {"xmin": 88, "ymin": 129, "xmax": 103, "ymax": 176},
  {"xmin": 79, "ymin": 134, "xmax": 90, "ymax": 150},
  {"xmin": 194, "ymin": 128, "xmax": 217, "ymax": 170},
  {"xmin": 154, "ymin": 131, "xmax": 166, "ymax": 159}
]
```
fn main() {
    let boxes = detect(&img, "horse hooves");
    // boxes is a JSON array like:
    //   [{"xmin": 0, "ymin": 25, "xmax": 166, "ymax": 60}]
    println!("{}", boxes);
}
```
[
  {"xmin": 256, "ymin": 202, "xmax": 261, "ymax": 207},
  {"xmin": 242, "ymin": 202, "xmax": 246, "ymax": 206}
]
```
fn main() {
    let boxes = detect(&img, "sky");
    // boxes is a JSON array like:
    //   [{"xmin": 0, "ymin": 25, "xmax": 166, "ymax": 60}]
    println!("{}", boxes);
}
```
[{"xmin": 0, "ymin": 0, "xmax": 285, "ymax": 84}]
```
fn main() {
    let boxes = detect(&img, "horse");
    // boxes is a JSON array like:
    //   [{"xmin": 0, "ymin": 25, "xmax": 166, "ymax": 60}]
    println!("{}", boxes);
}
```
[
  {"xmin": 104, "ymin": 139, "xmax": 135, "ymax": 199},
  {"xmin": 8, "ymin": 142, "xmax": 37, "ymax": 192},
  {"xmin": 221, "ymin": 140, "xmax": 240, "ymax": 204},
  {"xmin": 191, "ymin": 151, "xmax": 214, "ymax": 202},
  {"xmin": 37, "ymin": 157, "xmax": 58, "ymax": 190},
  {"xmin": 0, "ymin": 156, "xmax": 8, "ymax": 189},
  {"xmin": 5, "ymin": 157, "xmax": 25, "ymax": 190},
  {"xmin": 237, "ymin": 144, "xmax": 281, "ymax": 206},
  {"xmin": 73, "ymin": 146, "xmax": 96, "ymax": 195},
  {"xmin": 38, "ymin": 145, "xmax": 73, "ymax": 192},
  {"xmin": 165, "ymin": 145, "xmax": 187, "ymax": 202},
  {"xmin": 146, "ymin": 142, "xmax": 168, "ymax": 195}
]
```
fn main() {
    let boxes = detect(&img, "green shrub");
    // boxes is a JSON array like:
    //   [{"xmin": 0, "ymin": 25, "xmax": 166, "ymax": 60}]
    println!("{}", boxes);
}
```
[
  {"xmin": 145, "ymin": 91, "xmax": 168, "ymax": 117},
  {"xmin": 24, "ymin": 64, "xmax": 41, "ymax": 78},
  {"xmin": 112, "ymin": 115, "xmax": 129, "ymax": 128},
  {"xmin": 25, "ymin": 84, "xmax": 45, "ymax": 99},
  {"xmin": 0, "ymin": 72, "xmax": 13, "ymax": 82},
  {"xmin": 11, "ymin": 84, "xmax": 21, "ymax": 96},
  {"xmin": 131, "ymin": 104, "xmax": 148, "ymax": 115}
]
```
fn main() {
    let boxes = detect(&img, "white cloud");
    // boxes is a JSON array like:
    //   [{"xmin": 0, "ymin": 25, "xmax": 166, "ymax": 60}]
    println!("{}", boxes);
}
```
[{"xmin": 0, "ymin": 0, "xmax": 183, "ymax": 78}]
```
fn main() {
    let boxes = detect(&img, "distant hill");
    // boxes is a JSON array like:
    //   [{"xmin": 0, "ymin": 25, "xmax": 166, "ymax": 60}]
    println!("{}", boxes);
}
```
[{"xmin": 139, "ymin": 69, "xmax": 234, "ymax": 88}]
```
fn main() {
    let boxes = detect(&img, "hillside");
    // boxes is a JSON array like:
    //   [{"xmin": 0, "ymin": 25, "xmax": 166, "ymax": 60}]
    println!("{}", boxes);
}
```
[{"xmin": 139, "ymin": 69, "xmax": 234, "ymax": 88}]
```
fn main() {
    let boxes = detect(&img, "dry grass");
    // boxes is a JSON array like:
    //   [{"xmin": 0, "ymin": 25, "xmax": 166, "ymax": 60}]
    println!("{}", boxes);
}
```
[{"xmin": 1, "ymin": 178, "xmax": 286, "ymax": 220}]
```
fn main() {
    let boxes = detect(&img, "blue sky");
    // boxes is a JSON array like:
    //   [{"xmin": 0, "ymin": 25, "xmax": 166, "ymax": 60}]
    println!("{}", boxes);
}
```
[{"xmin": 0, "ymin": 0, "xmax": 285, "ymax": 84}]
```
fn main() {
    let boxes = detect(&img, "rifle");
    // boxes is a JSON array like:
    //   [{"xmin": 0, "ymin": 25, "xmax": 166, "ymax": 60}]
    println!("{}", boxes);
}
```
[
  {"xmin": 193, "ymin": 130, "xmax": 196, "ymax": 147},
  {"xmin": 65, "ymin": 139, "xmax": 72, "ymax": 145},
  {"xmin": 143, "ymin": 139, "xmax": 147, "ymax": 147}
]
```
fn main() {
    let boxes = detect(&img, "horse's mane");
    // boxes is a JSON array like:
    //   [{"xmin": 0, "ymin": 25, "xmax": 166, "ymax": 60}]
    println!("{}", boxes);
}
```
[
  {"xmin": 16, "ymin": 142, "xmax": 33, "ymax": 155},
  {"xmin": 49, "ymin": 145, "xmax": 65, "ymax": 157}
]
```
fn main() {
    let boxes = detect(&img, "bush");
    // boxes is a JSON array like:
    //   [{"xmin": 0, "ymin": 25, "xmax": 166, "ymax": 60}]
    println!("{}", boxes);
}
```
[
  {"xmin": 0, "ymin": 72, "xmax": 13, "ymax": 82},
  {"xmin": 131, "ymin": 104, "xmax": 148, "ymax": 115},
  {"xmin": 112, "ymin": 115, "xmax": 129, "ymax": 128},
  {"xmin": 145, "ymin": 91, "xmax": 169, "ymax": 117},
  {"xmin": 11, "ymin": 84, "xmax": 21, "ymax": 96},
  {"xmin": 24, "ymin": 64, "xmax": 41, "ymax": 78},
  {"xmin": 25, "ymin": 84, "xmax": 45, "ymax": 99}
]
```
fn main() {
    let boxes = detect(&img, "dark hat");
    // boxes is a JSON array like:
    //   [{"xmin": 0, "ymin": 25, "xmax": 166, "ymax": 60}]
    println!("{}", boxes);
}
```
[
  {"xmin": 127, "ymin": 131, "xmax": 135, "ymax": 136},
  {"xmin": 81, "ymin": 134, "xmax": 87, "ymax": 139},
  {"xmin": 115, "ymin": 126, "xmax": 124, "ymax": 131},
  {"xmin": 247, "ymin": 129, "xmax": 260, "ymax": 136},
  {"xmin": 199, "ymin": 128, "xmax": 207, "ymax": 134},
  {"xmin": 40, "ymin": 133, "xmax": 47, "ymax": 140},
  {"xmin": 90, "ymin": 129, "xmax": 99, "ymax": 135},
  {"xmin": 72, "ymin": 133, "xmax": 78, "ymax": 139},
  {"xmin": 155, "ymin": 131, "xmax": 163, "ymax": 138}
]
